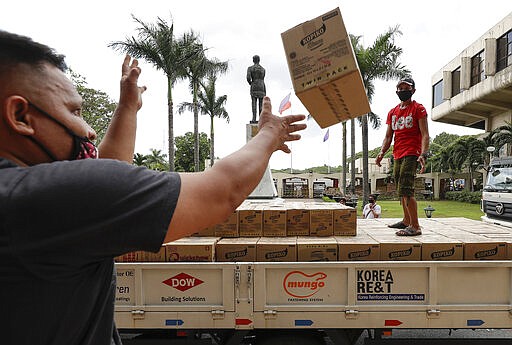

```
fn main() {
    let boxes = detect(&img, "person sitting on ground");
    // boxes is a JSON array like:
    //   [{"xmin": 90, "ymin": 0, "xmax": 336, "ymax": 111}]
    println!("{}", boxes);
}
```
[{"xmin": 362, "ymin": 195, "xmax": 381, "ymax": 219}]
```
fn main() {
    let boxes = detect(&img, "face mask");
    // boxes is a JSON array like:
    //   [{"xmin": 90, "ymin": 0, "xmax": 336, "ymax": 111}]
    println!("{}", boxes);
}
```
[
  {"xmin": 27, "ymin": 102, "xmax": 98, "ymax": 161},
  {"xmin": 397, "ymin": 90, "xmax": 413, "ymax": 102},
  {"xmin": 369, "ymin": 199, "xmax": 375, "ymax": 204}
]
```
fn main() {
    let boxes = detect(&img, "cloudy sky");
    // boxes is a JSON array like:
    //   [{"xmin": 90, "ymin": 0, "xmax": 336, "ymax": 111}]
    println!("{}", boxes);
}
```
[{"xmin": 2, "ymin": 1, "xmax": 509, "ymax": 169}]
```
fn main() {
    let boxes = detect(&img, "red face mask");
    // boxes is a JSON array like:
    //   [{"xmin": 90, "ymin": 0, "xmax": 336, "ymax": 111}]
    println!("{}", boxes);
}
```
[{"xmin": 27, "ymin": 102, "xmax": 98, "ymax": 161}]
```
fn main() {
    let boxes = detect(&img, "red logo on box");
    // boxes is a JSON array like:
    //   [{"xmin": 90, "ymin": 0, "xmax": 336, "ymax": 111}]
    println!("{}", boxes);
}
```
[
  {"xmin": 283, "ymin": 271, "xmax": 327, "ymax": 298},
  {"xmin": 163, "ymin": 273, "xmax": 204, "ymax": 292}
]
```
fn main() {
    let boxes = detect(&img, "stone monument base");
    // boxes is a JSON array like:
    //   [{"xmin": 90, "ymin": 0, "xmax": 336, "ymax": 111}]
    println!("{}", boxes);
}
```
[{"xmin": 246, "ymin": 123, "xmax": 277, "ymax": 199}]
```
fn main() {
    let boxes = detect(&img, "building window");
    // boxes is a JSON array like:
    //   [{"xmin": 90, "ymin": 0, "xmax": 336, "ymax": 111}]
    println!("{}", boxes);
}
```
[
  {"xmin": 470, "ymin": 50, "xmax": 485, "ymax": 86},
  {"xmin": 451, "ymin": 67, "xmax": 461, "ymax": 96},
  {"xmin": 432, "ymin": 79, "xmax": 444, "ymax": 107},
  {"xmin": 497, "ymin": 29, "xmax": 512, "ymax": 72}
]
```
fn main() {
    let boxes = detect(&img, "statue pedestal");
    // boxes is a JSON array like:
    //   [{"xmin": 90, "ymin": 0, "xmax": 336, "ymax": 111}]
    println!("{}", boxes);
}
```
[{"xmin": 246, "ymin": 123, "xmax": 277, "ymax": 199}]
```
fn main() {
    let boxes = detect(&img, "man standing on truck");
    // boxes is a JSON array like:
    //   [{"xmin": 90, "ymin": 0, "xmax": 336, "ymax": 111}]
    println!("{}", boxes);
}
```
[
  {"xmin": 0, "ymin": 30, "xmax": 306, "ymax": 345},
  {"xmin": 376, "ymin": 77, "xmax": 429, "ymax": 236}
]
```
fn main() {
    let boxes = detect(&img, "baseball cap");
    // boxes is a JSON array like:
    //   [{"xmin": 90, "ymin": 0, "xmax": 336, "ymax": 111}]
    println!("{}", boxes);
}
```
[{"xmin": 396, "ymin": 77, "xmax": 415, "ymax": 89}]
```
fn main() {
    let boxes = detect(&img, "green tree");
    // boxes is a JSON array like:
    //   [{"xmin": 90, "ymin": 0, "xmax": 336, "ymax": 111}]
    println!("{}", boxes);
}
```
[
  {"xmin": 133, "ymin": 153, "xmax": 147, "ymax": 166},
  {"xmin": 109, "ymin": 15, "xmax": 203, "ymax": 171},
  {"xmin": 493, "ymin": 121, "xmax": 512, "ymax": 156},
  {"xmin": 180, "ymin": 40, "xmax": 228, "ymax": 171},
  {"xmin": 69, "ymin": 71, "xmax": 117, "ymax": 144},
  {"xmin": 175, "ymin": 132, "xmax": 210, "ymax": 172},
  {"xmin": 132, "ymin": 149, "xmax": 169, "ymax": 171},
  {"xmin": 351, "ymin": 26, "xmax": 410, "ymax": 204},
  {"xmin": 446, "ymin": 136, "xmax": 486, "ymax": 192},
  {"xmin": 179, "ymin": 75, "xmax": 229, "ymax": 168}
]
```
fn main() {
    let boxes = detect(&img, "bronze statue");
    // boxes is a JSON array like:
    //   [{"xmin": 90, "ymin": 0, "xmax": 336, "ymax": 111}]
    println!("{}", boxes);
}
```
[{"xmin": 247, "ymin": 55, "xmax": 266, "ymax": 123}]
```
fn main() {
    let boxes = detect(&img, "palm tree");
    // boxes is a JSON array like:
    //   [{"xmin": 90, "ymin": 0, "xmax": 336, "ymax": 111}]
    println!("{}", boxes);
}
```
[
  {"xmin": 146, "ymin": 148, "xmax": 169, "ymax": 171},
  {"xmin": 350, "ymin": 26, "xmax": 409, "ymax": 205},
  {"xmin": 446, "ymin": 136, "xmax": 486, "ymax": 192},
  {"xmin": 493, "ymin": 121, "xmax": 512, "ymax": 156},
  {"xmin": 109, "ymin": 15, "xmax": 203, "ymax": 171},
  {"xmin": 180, "ymin": 36, "xmax": 228, "ymax": 171},
  {"xmin": 133, "ymin": 153, "xmax": 147, "ymax": 166},
  {"xmin": 179, "ymin": 75, "xmax": 229, "ymax": 167}
]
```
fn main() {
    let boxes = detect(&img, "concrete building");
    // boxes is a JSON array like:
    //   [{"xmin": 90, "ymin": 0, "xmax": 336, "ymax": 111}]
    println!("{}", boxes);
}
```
[
  {"xmin": 429, "ymin": 12, "xmax": 512, "ymax": 194},
  {"xmin": 431, "ymin": 12, "xmax": 512, "ymax": 134}
]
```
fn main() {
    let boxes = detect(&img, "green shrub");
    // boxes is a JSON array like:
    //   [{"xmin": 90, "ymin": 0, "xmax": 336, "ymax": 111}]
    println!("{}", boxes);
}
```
[{"xmin": 445, "ymin": 191, "xmax": 482, "ymax": 204}]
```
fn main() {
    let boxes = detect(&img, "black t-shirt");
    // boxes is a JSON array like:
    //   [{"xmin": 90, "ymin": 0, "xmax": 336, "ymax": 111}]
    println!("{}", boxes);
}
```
[{"xmin": 0, "ymin": 158, "xmax": 180, "ymax": 345}]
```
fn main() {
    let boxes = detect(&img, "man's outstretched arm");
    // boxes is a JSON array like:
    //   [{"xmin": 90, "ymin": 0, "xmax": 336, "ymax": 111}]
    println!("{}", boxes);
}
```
[
  {"xmin": 166, "ymin": 96, "xmax": 306, "ymax": 242},
  {"xmin": 99, "ymin": 55, "xmax": 146, "ymax": 162}
]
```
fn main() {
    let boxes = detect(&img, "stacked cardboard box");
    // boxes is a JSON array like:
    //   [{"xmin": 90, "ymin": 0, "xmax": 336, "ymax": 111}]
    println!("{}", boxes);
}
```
[
  {"xmin": 256, "ymin": 237, "xmax": 297, "ymax": 262},
  {"xmin": 297, "ymin": 236, "xmax": 338, "ymax": 261},
  {"xmin": 216, "ymin": 237, "xmax": 258, "ymax": 262}
]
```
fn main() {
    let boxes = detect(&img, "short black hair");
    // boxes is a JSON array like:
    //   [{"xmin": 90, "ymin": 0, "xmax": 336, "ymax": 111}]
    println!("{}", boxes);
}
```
[{"xmin": 0, "ymin": 30, "xmax": 67, "ymax": 75}]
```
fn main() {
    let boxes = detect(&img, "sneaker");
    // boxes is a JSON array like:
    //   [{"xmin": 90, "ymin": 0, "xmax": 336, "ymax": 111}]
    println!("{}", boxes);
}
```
[
  {"xmin": 387, "ymin": 221, "xmax": 407, "ymax": 229},
  {"xmin": 395, "ymin": 226, "xmax": 422, "ymax": 236}
]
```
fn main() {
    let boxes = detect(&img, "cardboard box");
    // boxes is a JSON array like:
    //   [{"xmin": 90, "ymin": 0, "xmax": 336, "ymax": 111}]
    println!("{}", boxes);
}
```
[
  {"xmin": 286, "ymin": 207, "xmax": 310, "ymax": 236},
  {"xmin": 369, "ymin": 234, "xmax": 421, "ymax": 261},
  {"xmin": 419, "ymin": 235, "xmax": 463, "ymax": 261},
  {"xmin": 164, "ymin": 237, "xmax": 219, "ymax": 262},
  {"xmin": 297, "ymin": 236, "xmax": 338, "ymax": 261},
  {"xmin": 215, "ymin": 237, "xmax": 258, "ymax": 262},
  {"xmin": 191, "ymin": 226, "xmax": 215, "ymax": 237},
  {"xmin": 214, "ymin": 211, "xmax": 239, "ymax": 238},
  {"xmin": 263, "ymin": 207, "xmax": 287, "ymax": 237},
  {"xmin": 115, "ymin": 251, "xmax": 143, "ymax": 262},
  {"xmin": 238, "ymin": 205, "xmax": 263, "ymax": 237},
  {"xmin": 462, "ymin": 237, "xmax": 507, "ymax": 260},
  {"xmin": 256, "ymin": 237, "xmax": 297, "ymax": 262},
  {"xmin": 309, "ymin": 207, "xmax": 334, "ymax": 236},
  {"xmin": 281, "ymin": 7, "xmax": 370, "ymax": 128},
  {"xmin": 333, "ymin": 206, "xmax": 357, "ymax": 236},
  {"xmin": 335, "ymin": 235, "xmax": 380, "ymax": 261}
]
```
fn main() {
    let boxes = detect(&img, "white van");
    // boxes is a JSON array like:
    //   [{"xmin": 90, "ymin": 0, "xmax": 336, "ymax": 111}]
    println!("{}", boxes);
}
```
[{"xmin": 481, "ymin": 157, "xmax": 512, "ymax": 227}]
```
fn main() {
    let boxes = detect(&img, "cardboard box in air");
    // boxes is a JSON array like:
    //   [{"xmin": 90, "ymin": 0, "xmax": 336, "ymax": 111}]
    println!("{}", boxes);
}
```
[
  {"xmin": 216, "ymin": 237, "xmax": 258, "ymax": 262},
  {"xmin": 263, "ymin": 207, "xmax": 287, "ymax": 237},
  {"xmin": 297, "ymin": 236, "xmax": 338, "ymax": 261},
  {"xmin": 238, "ymin": 204, "xmax": 263, "ymax": 237},
  {"xmin": 286, "ymin": 204, "xmax": 310, "ymax": 236},
  {"xmin": 164, "ymin": 237, "xmax": 219, "ymax": 262},
  {"xmin": 418, "ymin": 235, "xmax": 463, "ymax": 261},
  {"xmin": 281, "ymin": 7, "xmax": 370, "ymax": 128},
  {"xmin": 335, "ymin": 235, "xmax": 380, "ymax": 261},
  {"xmin": 333, "ymin": 206, "xmax": 357, "ymax": 236},
  {"xmin": 256, "ymin": 237, "xmax": 297, "ymax": 262},
  {"xmin": 214, "ymin": 211, "xmax": 239, "ymax": 238},
  {"xmin": 308, "ymin": 206, "xmax": 333, "ymax": 237}
]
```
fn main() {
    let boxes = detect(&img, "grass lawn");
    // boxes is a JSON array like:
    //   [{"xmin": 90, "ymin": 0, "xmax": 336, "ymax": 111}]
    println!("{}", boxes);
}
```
[{"xmin": 371, "ymin": 200, "xmax": 484, "ymax": 220}]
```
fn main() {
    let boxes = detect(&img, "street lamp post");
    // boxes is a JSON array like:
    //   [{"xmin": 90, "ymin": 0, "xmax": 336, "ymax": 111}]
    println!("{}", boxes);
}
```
[{"xmin": 424, "ymin": 205, "xmax": 435, "ymax": 218}]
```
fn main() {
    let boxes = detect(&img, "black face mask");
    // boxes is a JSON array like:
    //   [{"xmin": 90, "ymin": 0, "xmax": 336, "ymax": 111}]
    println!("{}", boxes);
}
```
[
  {"xmin": 369, "ymin": 199, "xmax": 375, "ymax": 204},
  {"xmin": 397, "ymin": 90, "xmax": 413, "ymax": 102},
  {"xmin": 27, "ymin": 102, "xmax": 98, "ymax": 161}
]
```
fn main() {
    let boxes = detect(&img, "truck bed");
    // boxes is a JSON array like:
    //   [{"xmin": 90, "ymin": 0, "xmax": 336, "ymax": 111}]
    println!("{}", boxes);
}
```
[{"xmin": 115, "ymin": 218, "xmax": 512, "ymax": 331}]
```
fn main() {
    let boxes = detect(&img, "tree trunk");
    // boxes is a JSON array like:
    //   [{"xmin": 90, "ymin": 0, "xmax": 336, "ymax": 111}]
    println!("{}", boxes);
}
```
[
  {"xmin": 210, "ymin": 115, "xmax": 215, "ymax": 167},
  {"xmin": 350, "ymin": 118, "xmax": 356, "ymax": 195},
  {"xmin": 342, "ymin": 121, "xmax": 347, "ymax": 195},
  {"xmin": 193, "ymin": 83, "xmax": 200, "ymax": 172},
  {"xmin": 362, "ymin": 114, "xmax": 370, "ymax": 206},
  {"xmin": 167, "ymin": 79, "xmax": 175, "ymax": 172}
]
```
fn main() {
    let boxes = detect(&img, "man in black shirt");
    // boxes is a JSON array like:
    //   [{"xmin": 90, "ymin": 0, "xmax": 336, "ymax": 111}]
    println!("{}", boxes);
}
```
[{"xmin": 0, "ymin": 30, "xmax": 306, "ymax": 345}]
